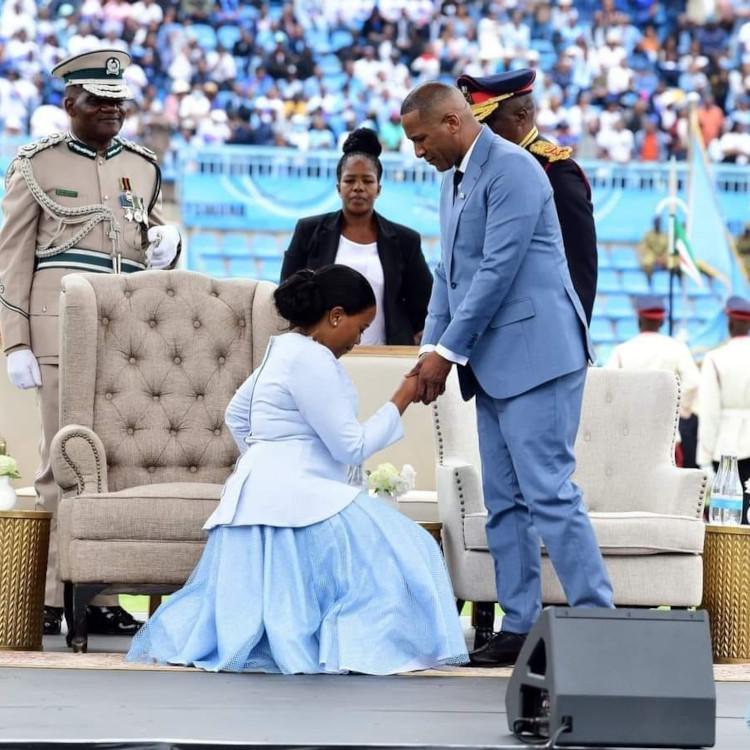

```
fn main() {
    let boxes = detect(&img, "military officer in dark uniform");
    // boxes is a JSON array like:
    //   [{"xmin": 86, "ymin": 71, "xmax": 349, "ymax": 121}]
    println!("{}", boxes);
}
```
[{"xmin": 456, "ymin": 69, "xmax": 598, "ymax": 324}]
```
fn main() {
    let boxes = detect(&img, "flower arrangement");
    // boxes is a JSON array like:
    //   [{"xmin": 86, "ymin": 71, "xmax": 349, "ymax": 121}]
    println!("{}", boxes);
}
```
[
  {"xmin": 0, "ymin": 455, "xmax": 20, "ymax": 479},
  {"xmin": 367, "ymin": 463, "xmax": 416, "ymax": 499}
]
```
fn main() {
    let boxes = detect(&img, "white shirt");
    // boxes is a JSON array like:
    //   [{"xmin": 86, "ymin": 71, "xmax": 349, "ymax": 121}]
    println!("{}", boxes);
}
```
[
  {"xmin": 697, "ymin": 336, "xmax": 750, "ymax": 465},
  {"xmin": 419, "ymin": 128, "xmax": 483, "ymax": 366},
  {"xmin": 605, "ymin": 332, "xmax": 700, "ymax": 420},
  {"xmin": 335, "ymin": 235, "xmax": 386, "ymax": 345}
]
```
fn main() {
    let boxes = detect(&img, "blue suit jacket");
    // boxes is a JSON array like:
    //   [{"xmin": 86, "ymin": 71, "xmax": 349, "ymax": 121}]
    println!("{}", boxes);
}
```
[{"xmin": 422, "ymin": 126, "xmax": 593, "ymax": 400}]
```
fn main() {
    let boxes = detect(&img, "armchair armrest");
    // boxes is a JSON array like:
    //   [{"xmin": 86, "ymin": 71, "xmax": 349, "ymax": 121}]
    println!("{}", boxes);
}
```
[
  {"xmin": 436, "ymin": 460, "xmax": 486, "ymax": 537},
  {"xmin": 50, "ymin": 425, "xmax": 109, "ymax": 497},
  {"xmin": 646, "ymin": 464, "xmax": 708, "ymax": 519}
]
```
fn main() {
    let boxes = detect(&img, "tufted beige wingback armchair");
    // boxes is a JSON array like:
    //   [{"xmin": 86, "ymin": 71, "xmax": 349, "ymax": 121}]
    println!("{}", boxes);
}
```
[
  {"xmin": 433, "ymin": 367, "xmax": 708, "ymax": 646},
  {"xmin": 50, "ymin": 270, "xmax": 284, "ymax": 651}
]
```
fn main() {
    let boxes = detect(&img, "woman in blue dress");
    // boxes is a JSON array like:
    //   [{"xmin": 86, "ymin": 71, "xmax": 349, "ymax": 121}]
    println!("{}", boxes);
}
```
[{"xmin": 127, "ymin": 264, "xmax": 468, "ymax": 674}]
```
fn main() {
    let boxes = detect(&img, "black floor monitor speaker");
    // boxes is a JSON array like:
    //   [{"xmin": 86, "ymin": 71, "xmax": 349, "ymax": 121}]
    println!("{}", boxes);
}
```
[{"xmin": 506, "ymin": 608, "xmax": 716, "ymax": 748}]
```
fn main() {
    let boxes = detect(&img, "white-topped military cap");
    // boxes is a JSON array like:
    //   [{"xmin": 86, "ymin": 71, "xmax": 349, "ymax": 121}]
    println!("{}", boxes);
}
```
[{"xmin": 51, "ymin": 49, "xmax": 133, "ymax": 100}]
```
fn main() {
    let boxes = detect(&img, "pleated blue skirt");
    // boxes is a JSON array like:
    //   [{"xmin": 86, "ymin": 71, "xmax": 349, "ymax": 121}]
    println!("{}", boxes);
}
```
[{"xmin": 126, "ymin": 492, "xmax": 469, "ymax": 674}]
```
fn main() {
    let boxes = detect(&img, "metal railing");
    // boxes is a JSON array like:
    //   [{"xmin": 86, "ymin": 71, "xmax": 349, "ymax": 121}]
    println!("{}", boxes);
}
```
[{"xmin": 175, "ymin": 146, "xmax": 750, "ymax": 194}]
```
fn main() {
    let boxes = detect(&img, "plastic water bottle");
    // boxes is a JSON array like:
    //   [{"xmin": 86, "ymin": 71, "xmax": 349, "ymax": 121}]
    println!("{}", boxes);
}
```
[
  {"xmin": 710, "ymin": 454, "xmax": 744, "ymax": 526},
  {"xmin": 709, "ymin": 456, "xmax": 727, "ymax": 525}
]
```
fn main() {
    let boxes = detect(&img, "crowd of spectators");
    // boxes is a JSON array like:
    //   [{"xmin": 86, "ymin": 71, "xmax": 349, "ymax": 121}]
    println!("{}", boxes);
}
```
[{"xmin": 2, "ymin": 0, "xmax": 750, "ymax": 165}]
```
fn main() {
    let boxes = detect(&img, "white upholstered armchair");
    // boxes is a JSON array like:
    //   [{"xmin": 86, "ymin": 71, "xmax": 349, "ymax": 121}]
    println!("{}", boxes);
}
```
[
  {"xmin": 50, "ymin": 270, "xmax": 284, "ymax": 651},
  {"xmin": 433, "ymin": 367, "xmax": 707, "ymax": 646}
]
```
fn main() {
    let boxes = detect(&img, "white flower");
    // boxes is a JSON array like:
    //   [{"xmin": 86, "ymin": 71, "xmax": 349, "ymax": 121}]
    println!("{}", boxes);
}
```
[
  {"xmin": 0, "ymin": 455, "xmax": 21, "ymax": 479},
  {"xmin": 368, "ymin": 462, "xmax": 417, "ymax": 499}
]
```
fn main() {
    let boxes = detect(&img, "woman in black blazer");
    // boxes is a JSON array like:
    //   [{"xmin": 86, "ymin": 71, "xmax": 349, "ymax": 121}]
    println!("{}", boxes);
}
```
[{"xmin": 280, "ymin": 128, "xmax": 433, "ymax": 345}]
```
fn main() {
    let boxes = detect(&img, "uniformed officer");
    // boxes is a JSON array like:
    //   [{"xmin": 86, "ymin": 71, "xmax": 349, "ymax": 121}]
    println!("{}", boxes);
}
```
[
  {"xmin": 0, "ymin": 50, "xmax": 181, "ymax": 636},
  {"xmin": 605, "ymin": 296, "xmax": 700, "ymax": 465},
  {"xmin": 456, "ymin": 69, "xmax": 598, "ymax": 324},
  {"xmin": 697, "ymin": 296, "xmax": 750, "ymax": 523}
]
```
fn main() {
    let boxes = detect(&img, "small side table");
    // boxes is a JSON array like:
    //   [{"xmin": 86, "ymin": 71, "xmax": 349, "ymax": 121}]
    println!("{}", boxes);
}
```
[
  {"xmin": 418, "ymin": 521, "xmax": 442, "ymax": 546},
  {"xmin": 0, "ymin": 510, "xmax": 52, "ymax": 651},
  {"xmin": 702, "ymin": 524, "xmax": 750, "ymax": 663}
]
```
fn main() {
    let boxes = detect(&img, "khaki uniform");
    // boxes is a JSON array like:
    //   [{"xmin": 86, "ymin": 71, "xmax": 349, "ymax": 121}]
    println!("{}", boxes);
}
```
[
  {"xmin": 605, "ymin": 332, "xmax": 700, "ymax": 426},
  {"xmin": 0, "ymin": 130, "xmax": 165, "ymax": 606},
  {"xmin": 638, "ymin": 230, "xmax": 669, "ymax": 274}
]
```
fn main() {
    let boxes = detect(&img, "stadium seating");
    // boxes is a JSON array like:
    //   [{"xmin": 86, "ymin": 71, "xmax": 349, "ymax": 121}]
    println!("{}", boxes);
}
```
[
  {"xmin": 611, "ymin": 245, "xmax": 642, "ymax": 270},
  {"xmin": 620, "ymin": 269, "xmax": 650, "ymax": 294},
  {"xmin": 597, "ymin": 269, "xmax": 621, "ymax": 294}
]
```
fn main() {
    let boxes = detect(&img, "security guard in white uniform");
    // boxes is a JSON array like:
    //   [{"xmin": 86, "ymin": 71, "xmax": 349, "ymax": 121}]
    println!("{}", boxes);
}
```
[
  {"xmin": 0, "ymin": 50, "xmax": 181, "ymax": 636},
  {"xmin": 698, "ymin": 295, "xmax": 750, "ymax": 523},
  {"xmin": 605, "ymin": 295, "xmax": 700, "ymax": 465}
]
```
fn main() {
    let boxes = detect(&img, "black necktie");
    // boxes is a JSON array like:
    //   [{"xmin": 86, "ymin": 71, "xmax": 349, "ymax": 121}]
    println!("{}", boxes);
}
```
[{"xmin": 453, "ymin": 169, "xmax": 463, "ymax": 204}]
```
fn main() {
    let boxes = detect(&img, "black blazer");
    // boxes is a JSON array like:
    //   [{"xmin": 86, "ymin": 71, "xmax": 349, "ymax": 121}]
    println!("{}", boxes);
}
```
[
  {"xmin": 527, "ymin": 136, "xmax": 598, "ymax": 325},
  {"xmin": 281, "ymin": 210, "xmax": 433, "ymax": 345}
]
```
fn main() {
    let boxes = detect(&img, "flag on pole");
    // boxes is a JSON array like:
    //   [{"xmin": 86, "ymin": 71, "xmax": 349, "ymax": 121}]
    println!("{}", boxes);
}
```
[{"xmin": 673, "ymin": 217, "xmax": 703, "ymax": 287}]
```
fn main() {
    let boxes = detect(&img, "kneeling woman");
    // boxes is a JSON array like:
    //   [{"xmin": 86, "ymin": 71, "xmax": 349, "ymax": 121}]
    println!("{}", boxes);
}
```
[{"xmin": 126, "ymin": 265, "xmax": 468, "ymax": 674}]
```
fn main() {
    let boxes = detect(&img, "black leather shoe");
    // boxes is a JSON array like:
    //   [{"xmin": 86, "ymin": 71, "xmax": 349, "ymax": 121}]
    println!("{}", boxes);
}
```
[
  {"xmin": 44, "ymin": 606, "xmax": 63, "ymax": 636},
  {"xmin": 469, "ymin": 631, "xmax": 527, "ymax": 667},
  {"xmin": 86, "ymin": 606, "xmax": 143, "ymax": 636}
]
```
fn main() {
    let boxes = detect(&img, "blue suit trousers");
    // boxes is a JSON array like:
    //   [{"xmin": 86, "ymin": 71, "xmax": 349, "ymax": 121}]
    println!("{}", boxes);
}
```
[{"xmin": 475, "ymin": 365, "xmax": 614, "ymax": 633}]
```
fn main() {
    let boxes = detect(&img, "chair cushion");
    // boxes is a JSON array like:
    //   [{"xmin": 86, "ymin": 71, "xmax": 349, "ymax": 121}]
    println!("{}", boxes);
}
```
[
  {"xmin": 65, "ymin": 482, "xmax": 222, "ymax": 542},
  {"xmin": 397, "ymin": 490, "xmax": 438, "ymax": 522},
  {"xmin": 463, "ymin": 511, "xmax": 705, "ymax": 555}
]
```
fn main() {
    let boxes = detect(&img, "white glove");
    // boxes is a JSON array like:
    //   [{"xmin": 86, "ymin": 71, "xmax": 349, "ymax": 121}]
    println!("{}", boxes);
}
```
[
  {"xmin": 146, "ymin": 225, "xmax": 181, "ymax": 270},
  {"xmin": 7, "ymin": 349, "xmax": 42, "ymax": 390}
]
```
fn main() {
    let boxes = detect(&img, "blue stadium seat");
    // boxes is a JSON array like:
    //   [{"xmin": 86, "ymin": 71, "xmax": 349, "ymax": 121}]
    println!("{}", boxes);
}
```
[
  {"xmin": 616, "ymin": 318, "xmax": 640, "ymax": 340},
  {"xmin": 597, "ymin": 248, "xmax": 614, "ymax": 270},
  {"xmin": 605, "ymin": 294, "xmax": 634, "ymax": 319},
  {"xmin": 597, "ymin": 269, "xmax": 621, "ymax": 293},
  {"xmin": 217, "ymin": 24, "xmax": 242, "ymax": 49},
  {"xmin": 592, "ymin": 295, "xmax": 608, "ymax": 318},
  {"xmin": 259, "ymin": 259, "xmax": 283, "ymax": 282},
  {"xmin": 305, "ymin": 28, "xmax": 331, "ymax": 54},
  {"xmin": 651, "ymin": 271, "xmax": 672, "ymax": 295},
  {"xmin": 223, "ymin": 233, "xmax": 251, "ymax": 257},
  {"xmin": 200, "ymin": 255, "xmax": 228, "ymax": 277},
  {"xmin": 590, "ymin": 317, "xmax": 616, "ymax": 343},
  {"xmin": 189, "ymin": 232, "xmax": 219, "ymax": 254},
  {"xmin": 620, "ymin": 270, "xmax": 650, "ymax": 294},
  {"xmin": 323, "ymin": 72, "xmax": 347, "ymax": 90},
  {"xmin": 191, "ymin": 24, "xmax": 218, "ymax": 51},
  {"xmin": 319, "ymin": 53, "xmax": 341, "ymax": 75},
  {"xmin": 529, "ymin": 39, "xmax": 555, "ymax": 54},
  {"xmin": 330, "ymin": 29, "xmax": 354, "ymax": 50},
  {"xmin": 229, "ymin": 258, "xmax": 256, "ymax": 278},
  {"xmin": 252, "ymin": 234, "xmax": 281, "ymax": 260},
  {"xmin": 611, "ymin": 245, "xmax": 641, "ymax": 270}
]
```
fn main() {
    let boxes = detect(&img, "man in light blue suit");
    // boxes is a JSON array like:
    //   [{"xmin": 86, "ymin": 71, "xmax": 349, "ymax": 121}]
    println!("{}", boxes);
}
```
[{"xmin": 401, "ymin": 83, "xmax": 613, "ymax": 667}]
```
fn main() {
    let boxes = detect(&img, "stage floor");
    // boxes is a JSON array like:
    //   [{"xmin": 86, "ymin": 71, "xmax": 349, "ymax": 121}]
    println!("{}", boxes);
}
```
[{"xmin": 0, "ymin": 635, "xmax": 748, "ymax": 749}]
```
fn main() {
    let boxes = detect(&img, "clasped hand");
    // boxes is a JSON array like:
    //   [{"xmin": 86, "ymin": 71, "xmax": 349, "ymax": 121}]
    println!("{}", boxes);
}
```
[{"xmin": 407, "ymin": 352, "xmax": 452, "ymax": 405}]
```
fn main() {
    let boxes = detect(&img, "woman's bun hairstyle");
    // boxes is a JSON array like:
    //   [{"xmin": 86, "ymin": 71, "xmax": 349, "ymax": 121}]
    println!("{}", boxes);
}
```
[
  {"xmin": 275, "ymin": 265, "xmax": 376, "ymax": 329},
  {"xmin": 274, "ymin": 268, "xmax": 325, "ymax": 328},
  {"xmin": 342, "ymin": 127, "xmax": 382, "ymax": 158}
]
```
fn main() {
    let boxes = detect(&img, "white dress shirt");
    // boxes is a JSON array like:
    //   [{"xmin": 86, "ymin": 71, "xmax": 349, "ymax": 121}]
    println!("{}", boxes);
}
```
[
  {"xmin": 419, "ymin": 129, "xmax": 483, "ymax": 366},
  {"xmin": 335, "ymin": 235, "xmax": 386, "ymax": 345},
  {"xmin": 204, "ymin": 333, "xmax": 403, "ymax": 529}
]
